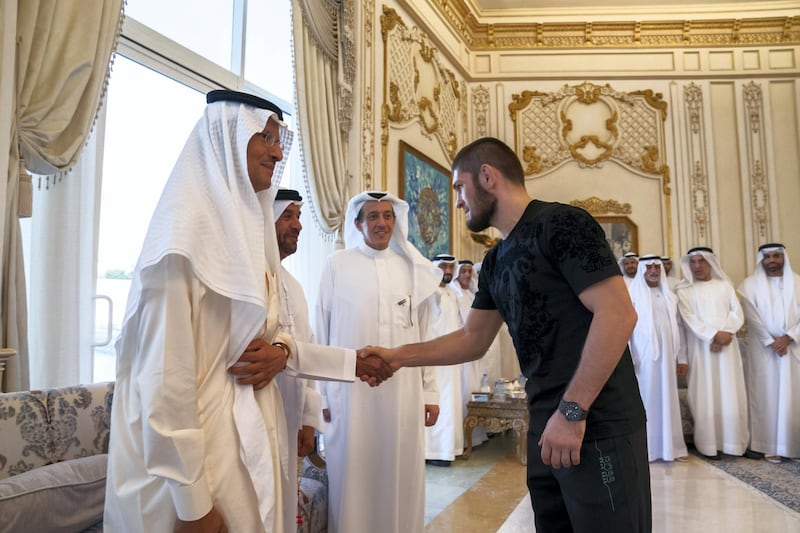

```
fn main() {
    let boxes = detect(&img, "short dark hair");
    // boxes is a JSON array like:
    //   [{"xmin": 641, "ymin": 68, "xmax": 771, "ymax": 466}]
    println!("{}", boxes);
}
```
[{"xmin": 451, "ymin": 137, "xmax": 524, "ymax": 186}]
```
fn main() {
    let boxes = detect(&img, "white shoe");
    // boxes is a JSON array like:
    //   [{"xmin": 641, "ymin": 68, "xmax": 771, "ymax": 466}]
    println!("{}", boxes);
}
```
[{"xmin": 765, "ymin": 455, "xmax": 782, "ymax": 464}]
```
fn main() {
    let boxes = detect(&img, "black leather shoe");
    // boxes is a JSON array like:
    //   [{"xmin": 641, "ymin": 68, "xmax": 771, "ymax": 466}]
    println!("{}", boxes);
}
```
[
  {"xmin": 703, "ymin": 453, "xmax": 721, "ymax": 461},
  {"xmin": 743, "ymin": 449, "xmax": 763, "ymax": 460},
  {"xmin": 426, "ymin": 459, "xmax": 452, "ymax": 467}
]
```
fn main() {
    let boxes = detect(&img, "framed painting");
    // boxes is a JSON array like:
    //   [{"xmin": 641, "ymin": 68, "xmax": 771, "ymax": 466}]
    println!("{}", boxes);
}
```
[
  {"xmin": 595, "ymin": 216, "xmax": 638, "ymax": 258},
  {"xmin": 398, "ymin": 141, "xmax": 452, "ymax": 259}
]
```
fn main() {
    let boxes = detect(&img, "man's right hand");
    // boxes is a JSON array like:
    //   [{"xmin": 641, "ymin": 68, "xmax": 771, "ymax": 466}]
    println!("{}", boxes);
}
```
[
  {"xmin": 174, "ymin": 506, "xmax": 227, "ymax": 533},
  {"xmin": 355, "ymin": 352, "xmax": 394, "ymax": 386}
]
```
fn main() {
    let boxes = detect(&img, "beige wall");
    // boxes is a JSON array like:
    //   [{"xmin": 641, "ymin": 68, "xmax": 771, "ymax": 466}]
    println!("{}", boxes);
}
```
[{"xmin": 353, "ymin": 1, "xmax": 800, "ymax": 282}]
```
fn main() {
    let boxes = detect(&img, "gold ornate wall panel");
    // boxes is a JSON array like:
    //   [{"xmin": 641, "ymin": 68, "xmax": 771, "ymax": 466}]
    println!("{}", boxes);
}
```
[
  {"xmin": 380, "ymin": 5, "xmax": 464, "ymax": 186},
  {"xmin": 683, "ymin": 82, "xmax": 712, "ymax": 246},
  {"xmin": 509, "ymin": 82, "xmax": 669, "ymax": 181},
  {"xmin": 508, "ymin": 81, "xmax": 673, "ymax": 255},
  {"xmin": 742, "ymin": 81, "xmax": 772, "ymax": 243}
]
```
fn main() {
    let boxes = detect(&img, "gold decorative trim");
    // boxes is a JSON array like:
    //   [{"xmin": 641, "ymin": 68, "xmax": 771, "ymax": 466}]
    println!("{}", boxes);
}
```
[
  {"xmin": 424, "ymin": 1, "xmax": 800, "ymax": 50},
  {"xmin": 743, "ymin": 81, "xmax": 770, "ymax": 242},
  {"xmin": 569, "ymin": 196, "xmax": 632, "ymax": 215}
]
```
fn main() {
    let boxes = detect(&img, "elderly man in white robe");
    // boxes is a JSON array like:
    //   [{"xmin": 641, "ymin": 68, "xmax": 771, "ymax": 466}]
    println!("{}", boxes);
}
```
[
  {"xmin": 618, "ymin": 251, "xmax": 639, "ymax": 288},
  {"xmin": 425, "ymin": 254, "xmax": 467, "ymax": 467},
  {"xmin": 315, "ymin": 191, "xmax": 441, "ymax": 533},
  {"xmin": 676, "ymin": 246, "xmax": 749, "ymax": 459},
  {"xmin": 738, "ymin": 243, "xmax": 800, "ymax": 464},
  {"xmin": 628, "ymin": 255, "xmax": 689, "ymax": 462},
  {"xmin": 105, "ymin": 91, "xmax": 389, "ymax": 533}
]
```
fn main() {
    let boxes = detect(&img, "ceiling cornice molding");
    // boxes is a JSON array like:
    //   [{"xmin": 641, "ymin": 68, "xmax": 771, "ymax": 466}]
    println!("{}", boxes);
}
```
[{"xmin": 421, "ymin": 0, "xmax": 800, "ymax": 50}]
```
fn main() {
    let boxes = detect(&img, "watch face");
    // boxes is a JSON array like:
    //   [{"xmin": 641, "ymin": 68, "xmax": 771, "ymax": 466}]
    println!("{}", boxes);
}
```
[{"xmin": 559, "ymin": 400, "xmax": 587, "ymax": 421}]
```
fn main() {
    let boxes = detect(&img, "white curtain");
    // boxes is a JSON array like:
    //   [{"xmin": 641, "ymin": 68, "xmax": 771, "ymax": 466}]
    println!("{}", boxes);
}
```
[
  {"xmin": 0, "ymin": 0, "xmax": 123, "ymax": 391},
  {"xmin": 28, "ymin": 131, "xmax": 102, "ymax": 388},
  {"xmin": 292, "ymin": 0, "xmax": 351, "ymax": 240}
]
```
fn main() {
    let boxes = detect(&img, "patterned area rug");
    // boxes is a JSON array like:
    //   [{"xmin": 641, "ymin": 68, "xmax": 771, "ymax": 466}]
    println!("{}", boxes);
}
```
[{"xmin": 694, "ymin": 451, "xmax": 800, "ymax": 513}]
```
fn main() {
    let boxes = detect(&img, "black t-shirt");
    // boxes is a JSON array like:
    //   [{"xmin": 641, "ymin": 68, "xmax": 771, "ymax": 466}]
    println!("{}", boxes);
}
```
[{"xmin": 473, "ymin": 200, "xmax": 645, "ymax": 440}]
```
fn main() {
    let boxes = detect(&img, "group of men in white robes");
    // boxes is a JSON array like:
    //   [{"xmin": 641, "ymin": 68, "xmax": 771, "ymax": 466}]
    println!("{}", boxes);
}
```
[
  {"xmin": 105, "ymin": 91, "xmax": 396, "ymax": 532},
  {"xmin": 624, "ymin": 244, "xmax": 799, "ymax": 464}
]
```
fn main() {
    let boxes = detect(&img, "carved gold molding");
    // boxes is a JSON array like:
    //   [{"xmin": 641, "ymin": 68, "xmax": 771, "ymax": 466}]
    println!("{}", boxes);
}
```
[
  {"xmin": 570, "ymin": 197, "xmax": 632, "ymax": 215},
  {"xmin": 743, "ymin": 81, "xmax": 771, "ymax": 242},
  {"xmin": 424, "ymin": 1, "xmax": 800, "ymax": 50},
  {"xmin": 380, "ymin": 5, "xmax": 464, "ymax": 188}
]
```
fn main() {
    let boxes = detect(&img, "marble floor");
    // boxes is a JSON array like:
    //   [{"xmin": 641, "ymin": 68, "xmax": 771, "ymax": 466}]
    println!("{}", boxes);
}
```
[{"xmin": 424, "ymin": 432, "xmax": 800, "ymax": 532}]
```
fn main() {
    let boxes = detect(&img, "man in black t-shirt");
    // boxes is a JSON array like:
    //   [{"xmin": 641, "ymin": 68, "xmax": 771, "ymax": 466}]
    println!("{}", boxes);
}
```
[{"xmin": 363, "ymin": 137, "xmax": 651, "ymax": 532}]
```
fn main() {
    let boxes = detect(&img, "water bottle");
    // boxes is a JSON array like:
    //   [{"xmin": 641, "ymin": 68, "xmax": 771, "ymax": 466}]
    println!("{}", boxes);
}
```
[{"xmin": 479, "ymin": 372, "xmax": 491, "ymax": 393}]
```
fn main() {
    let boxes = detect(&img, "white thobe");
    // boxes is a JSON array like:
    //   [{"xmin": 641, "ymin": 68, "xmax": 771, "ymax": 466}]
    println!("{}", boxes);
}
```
[
  {"xmin": 425, "ymin": 286, "xmax": 465, "ymax": 461},
  {"xmin": 629, "ymin": 287, "xmax": 689, "ymax": 461},
  {"xmin": 105, "ymin": 256, "xmax": 287, "ymax": 532},
  {"xmin": 276, "ymin": 266, "xmax": 356, "ymax": 530},
  {"xmin": 315, "ymin": 244, "xmax": 439, "ymax": 533},
  {"xmin": 739, "ymin": 274, "xmax": 800, "ymax": 458},
  {"xmin": 451, "ymin": 283, "xmax": 488, "ymax": 444},
  {"xmin": 677, "ymin": 279, "xmax": 749, "ymax": 456}
]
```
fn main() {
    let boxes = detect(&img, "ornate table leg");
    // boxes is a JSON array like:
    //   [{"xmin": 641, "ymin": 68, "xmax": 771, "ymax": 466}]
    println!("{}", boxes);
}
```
[{"xmin": 462, "ymin": 415, "xmax": 478, "ymax": 459}]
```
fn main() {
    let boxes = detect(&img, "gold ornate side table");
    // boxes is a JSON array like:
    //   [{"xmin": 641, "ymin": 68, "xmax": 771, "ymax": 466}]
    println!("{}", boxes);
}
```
[{"xmin": 463, "ymin": 397, "xmax": 529, "ymax": 465}]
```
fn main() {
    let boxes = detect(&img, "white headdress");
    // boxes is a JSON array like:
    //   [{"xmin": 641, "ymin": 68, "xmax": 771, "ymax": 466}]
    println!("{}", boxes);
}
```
[
  {"xmin": 344, "ymin": 191, "xmax": 440, "ymax": 307},
  {"xmin": 739, "ymin": 243, "xmax": 799, "ymax": 350},
  {"xmin": 676, "ymin": 247, "xmax": 732, "ymax": 289},
  {"xmin": 617, "ymin": 251, "xmax": 639, "ymax": 274},
  {"xmin": 628, "ymin": 254, "xmax": 681, "ymax": 362}
]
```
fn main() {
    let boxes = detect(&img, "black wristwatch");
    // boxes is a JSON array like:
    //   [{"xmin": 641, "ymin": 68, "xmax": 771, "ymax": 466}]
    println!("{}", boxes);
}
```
[{"xmin": 558, "ymin": 399, "xmax": 588, "ymax": 421}]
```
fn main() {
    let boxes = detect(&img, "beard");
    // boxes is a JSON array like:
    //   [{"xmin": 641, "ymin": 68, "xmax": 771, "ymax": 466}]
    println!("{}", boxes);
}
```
[
  {"xmin": 466, "ymin": 192, "xmax": 497, "ymax": 233},
  {"xmin": 441, "ymin": 274, "xmax": 453, "ymax": 284}
]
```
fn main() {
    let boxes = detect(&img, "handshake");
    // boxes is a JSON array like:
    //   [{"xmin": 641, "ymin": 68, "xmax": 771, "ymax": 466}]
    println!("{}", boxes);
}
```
[{"xmin": 355, "ymin": 345, "xmax": 399, "ymax": 387}]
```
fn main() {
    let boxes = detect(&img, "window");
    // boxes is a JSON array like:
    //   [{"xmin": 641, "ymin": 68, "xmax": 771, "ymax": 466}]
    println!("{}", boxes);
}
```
[{"xmin": 88, "ymin": 0, "xmax": 295, "ymax": 382}]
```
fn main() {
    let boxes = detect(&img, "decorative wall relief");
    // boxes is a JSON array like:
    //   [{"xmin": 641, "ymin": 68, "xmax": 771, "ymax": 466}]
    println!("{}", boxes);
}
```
[
  {"xmin": 472, "ymin": 85, "xmax": 490, "ymax": 138},
  {"xmin": 380, "ymin": 5, "xmax": 463, "ymax": 186},
  {"xmin": 509, "ymin": 81, "xmax": 672, "ymax": 255},
  {"xmin": 509, "ymin": 82, "xmax": 668, "ymax": 179},
  {"xmin": 742, "ymin": 81, "xmax": 771, "ymax": 241},
  {"xmin": 361, "ymin": 0, "xmax": 376, "ymax": 189},
  {"xmin": 683, "ymin": 82, "xmax": 711, "ymax": 243}
]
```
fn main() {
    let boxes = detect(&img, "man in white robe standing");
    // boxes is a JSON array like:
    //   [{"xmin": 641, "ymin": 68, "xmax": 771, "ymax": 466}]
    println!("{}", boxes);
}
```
[
  {"xmin": 676, "ymin": 246, "xmax": 749, "ymax": 459},
  {"xmin": 451, "ymin": 259, "xmax": 490, "ymax": 445},
  {"xmin": 618, "ymin": 251, "xmax": 639, "ymax": 288},
  {"xmin": 738, "ymin": 243, "xmax": 800, "ymax": 463},
  {"xmin": 425, "ymin": 254, "xmax": 466, "ymax": 467},
  {"xmin": 105, "ymin": 91, "xmax": 390, "ymax": 533},
  {"xmin": 628, "ymin": 255, "xmax": 689, "ymax": 462},
  {"xmin": 315, "ymin": 191, "xmax": 441, "ymax": 533}
]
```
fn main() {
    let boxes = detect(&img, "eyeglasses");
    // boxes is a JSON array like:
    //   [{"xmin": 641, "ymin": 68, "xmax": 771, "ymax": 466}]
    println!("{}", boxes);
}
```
[{"xmin": 256, "ymin": 131, "xmax": 282, "ymax": 150}]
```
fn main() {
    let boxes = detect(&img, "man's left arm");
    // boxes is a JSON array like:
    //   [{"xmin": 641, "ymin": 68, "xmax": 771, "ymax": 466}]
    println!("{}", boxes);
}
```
[{"xmin": 538, "ymin": 275, "xmax": 637, "ymax": 469}]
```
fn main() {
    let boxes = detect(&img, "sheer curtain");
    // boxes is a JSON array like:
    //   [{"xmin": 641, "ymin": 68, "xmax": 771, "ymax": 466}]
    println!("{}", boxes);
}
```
[
  {"xmin": 292, "ymin": 0, "xmax": 352, "ymax": 241},
  {"xmin": 0, "ymin": 0, "xmax": 123, "ymax": 391}
]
